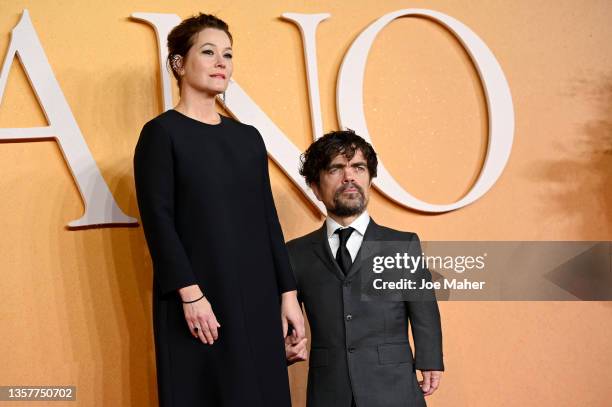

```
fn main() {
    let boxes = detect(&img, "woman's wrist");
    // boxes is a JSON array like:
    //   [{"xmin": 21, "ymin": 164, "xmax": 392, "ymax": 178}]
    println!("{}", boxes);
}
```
[
  {"xmin": 281, "ymin": 290, "xmax": 298, "ymax": 302},
  {"xmin": 182, "ymin": 293, "xmax": 205, "ymax": 304},
  {"xmin": 178, "ymin": 284, "xmax": 204, "ymax": 302}
]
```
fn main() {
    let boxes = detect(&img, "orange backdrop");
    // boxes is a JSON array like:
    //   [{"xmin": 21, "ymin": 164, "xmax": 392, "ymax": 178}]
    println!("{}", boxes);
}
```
[{"xmin": 0, "ymin": 0, "xmax": 611, "ymax": 406}]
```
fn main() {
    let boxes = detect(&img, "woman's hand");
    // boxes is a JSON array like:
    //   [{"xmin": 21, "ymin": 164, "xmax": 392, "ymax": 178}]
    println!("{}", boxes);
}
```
[
  {"xmin": 281, "ymin": 290, "xmax": 305, "ymax": 340},
  {"xmin": 285, "ymin": 328, "xmax": 308, "ymax": 365},
  {"xmin": 179, "ymin": 285, "xmax": 221, "ymax": 345}
]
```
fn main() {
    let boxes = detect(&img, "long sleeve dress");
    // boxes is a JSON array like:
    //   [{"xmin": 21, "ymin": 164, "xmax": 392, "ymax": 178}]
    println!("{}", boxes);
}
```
[{"xmin": 133, "ymin": 109, "xmax": 296, "ymax": 407}]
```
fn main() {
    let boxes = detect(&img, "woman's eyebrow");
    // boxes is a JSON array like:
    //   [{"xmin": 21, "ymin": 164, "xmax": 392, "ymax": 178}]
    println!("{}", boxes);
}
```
[{"xmin": 199, "ymin": 43, "xmax": 232, "ymax": 51}]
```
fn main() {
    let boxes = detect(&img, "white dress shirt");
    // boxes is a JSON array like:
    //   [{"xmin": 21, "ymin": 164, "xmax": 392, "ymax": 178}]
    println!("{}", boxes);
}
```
[{"xmin": 326, "ymin": 211, "xmax": 370, "ymax": 262}]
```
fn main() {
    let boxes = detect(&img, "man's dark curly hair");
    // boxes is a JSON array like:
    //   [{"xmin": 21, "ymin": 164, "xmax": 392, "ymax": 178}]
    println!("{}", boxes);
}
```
[{"xmin": 299, "ymin": 129, "xmax": 378, "ymax": 186}]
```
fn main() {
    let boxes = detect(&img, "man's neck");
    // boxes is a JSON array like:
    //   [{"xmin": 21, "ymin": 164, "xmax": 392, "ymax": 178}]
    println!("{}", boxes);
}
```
[{"xmin": 327, "ymin": 212, "xmax": 361, "ymax": 227}]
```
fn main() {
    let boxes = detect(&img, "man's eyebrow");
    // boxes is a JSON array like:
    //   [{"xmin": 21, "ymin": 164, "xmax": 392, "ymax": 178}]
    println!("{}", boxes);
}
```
[{"xmin": 350, "ymin": 161, "xmax": 367, "ymax": 166}]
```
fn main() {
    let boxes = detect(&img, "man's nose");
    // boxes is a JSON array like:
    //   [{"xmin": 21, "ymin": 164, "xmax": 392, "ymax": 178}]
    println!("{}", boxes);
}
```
[{"xmin": 342, "ymin": 167, "xmax": 356, "ymax": 182}]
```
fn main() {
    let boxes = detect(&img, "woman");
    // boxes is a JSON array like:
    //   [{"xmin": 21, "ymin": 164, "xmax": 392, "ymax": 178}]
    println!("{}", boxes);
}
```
[{"xmin": 133, "ymin": 13, "xmax": 305, "ymax": 407}]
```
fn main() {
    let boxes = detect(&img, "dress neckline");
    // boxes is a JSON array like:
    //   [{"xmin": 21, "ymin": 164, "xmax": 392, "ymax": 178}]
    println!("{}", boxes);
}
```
[{"xmin": 169, "ymin": 109, "xmax": 226, "ymax": 127}]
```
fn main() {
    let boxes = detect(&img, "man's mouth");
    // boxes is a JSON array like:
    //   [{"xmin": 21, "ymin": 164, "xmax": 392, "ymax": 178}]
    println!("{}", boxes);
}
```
[{"xmin": 338, "ymin": 184, "xmax": 362, "ymax": 197}]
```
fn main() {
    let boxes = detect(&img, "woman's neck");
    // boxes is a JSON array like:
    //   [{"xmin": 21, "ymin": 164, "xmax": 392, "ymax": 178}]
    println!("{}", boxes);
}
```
[{"xmin": 175, "ymin": 89, "xmax": 220, "ymax": 124}]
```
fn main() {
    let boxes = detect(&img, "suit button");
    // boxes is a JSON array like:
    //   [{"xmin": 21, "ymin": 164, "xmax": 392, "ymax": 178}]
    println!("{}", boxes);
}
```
[
  {"xmin": 345, "ymin": 314, "xmax": 353, "ymax": 321},
  {"xmin": 348, "ymin": 347, "xmax": 356, "ymax": 353}
]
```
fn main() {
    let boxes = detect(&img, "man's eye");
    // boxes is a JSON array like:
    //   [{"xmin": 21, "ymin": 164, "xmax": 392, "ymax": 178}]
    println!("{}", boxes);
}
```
[{"xmin": 356, "ymin": 166, "xmax": 365, "ymax": 172}]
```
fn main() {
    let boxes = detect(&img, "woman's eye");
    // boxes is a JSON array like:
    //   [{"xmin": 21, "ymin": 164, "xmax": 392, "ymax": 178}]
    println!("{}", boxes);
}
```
[
  {"xmin": 224, "ymin": 53, "xmax": 233, "ymax": 59},
  {"xmin": 202, "ymin": 49, "xmax": 214, "ymax": 55}
]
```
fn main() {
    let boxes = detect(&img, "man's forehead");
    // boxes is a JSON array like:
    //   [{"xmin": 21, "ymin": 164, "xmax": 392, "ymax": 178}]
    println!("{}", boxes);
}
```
[{"xmin": 330, "ymin": 149, "xmax": 365, "ymax": 164}]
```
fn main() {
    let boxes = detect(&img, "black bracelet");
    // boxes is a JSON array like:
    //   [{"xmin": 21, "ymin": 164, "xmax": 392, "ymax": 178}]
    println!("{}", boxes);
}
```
[{"xmin": 182, "ymin": 293, "xmax": 205, "ymax": 304}]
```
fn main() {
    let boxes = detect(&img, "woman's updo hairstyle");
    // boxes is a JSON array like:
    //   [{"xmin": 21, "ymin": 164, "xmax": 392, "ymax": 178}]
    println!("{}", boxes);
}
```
[{"xmin": 167, "ymin": 13, "xmax": 233, "ymax": 87}]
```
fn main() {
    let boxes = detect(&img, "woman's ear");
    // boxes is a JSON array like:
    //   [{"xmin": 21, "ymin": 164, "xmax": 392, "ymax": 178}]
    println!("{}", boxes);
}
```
[{"xmin": 171, "ymin": 55, "xmax": 184, "ymax": 76}]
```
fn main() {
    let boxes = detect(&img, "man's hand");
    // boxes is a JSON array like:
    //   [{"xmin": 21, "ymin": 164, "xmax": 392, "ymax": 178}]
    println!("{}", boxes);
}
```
[
  {"xmin": 285, "ymin": 328, "xmax": 308, "ymax": 365},
  {"xmin": 419, "ymin": 370, "xmax": 442, "ymax": 396}
]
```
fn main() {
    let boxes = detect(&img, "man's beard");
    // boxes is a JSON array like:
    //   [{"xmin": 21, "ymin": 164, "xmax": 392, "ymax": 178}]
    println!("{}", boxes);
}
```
[{"xmin": 329, "ymin": 183, "xmax": 367, "ymax": 217}]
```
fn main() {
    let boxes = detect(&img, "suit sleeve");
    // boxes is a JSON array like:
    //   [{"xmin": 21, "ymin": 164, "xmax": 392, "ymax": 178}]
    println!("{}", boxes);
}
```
[
  {"xmin": 133, "ymin": 120, "xmax": 199, "ymax": 297},
  {"xmin": 406, "ymin": 233, "xmax": 445, "ymax": 371},
  {"xmin": 255, "ymin": 127, "xmax": 297, "ymax": 295}
]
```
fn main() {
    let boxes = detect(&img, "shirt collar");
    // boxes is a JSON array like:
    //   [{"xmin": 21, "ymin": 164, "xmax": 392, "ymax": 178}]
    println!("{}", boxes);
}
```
[{"xmin": 326, "ymin": 210, "xmax": 370, "ymax": 239}]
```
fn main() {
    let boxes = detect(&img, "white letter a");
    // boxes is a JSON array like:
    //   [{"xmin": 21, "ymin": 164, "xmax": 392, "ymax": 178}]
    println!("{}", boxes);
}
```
[{"xmin": 0, "ymin": 10, "xmax": 136, "ymax": 228}]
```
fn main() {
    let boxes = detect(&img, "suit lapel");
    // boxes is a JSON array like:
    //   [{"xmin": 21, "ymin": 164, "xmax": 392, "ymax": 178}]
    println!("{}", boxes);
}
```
[
  {"xmin": 311, "ymin": 223, "xmax": 346, "ymax": 281},
  {"xmin": 310, "ymin": 218, "xmax": 385, "ymax": 281},
  {"xmin": 345, "ymin": 219, "xmax": 383, "ymax": 280}
]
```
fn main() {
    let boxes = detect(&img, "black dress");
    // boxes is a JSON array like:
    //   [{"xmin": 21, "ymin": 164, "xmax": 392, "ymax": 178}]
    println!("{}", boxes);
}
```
[{"xmin": 133, "ymin": 109, "xmax": 295, "ymax": 407}]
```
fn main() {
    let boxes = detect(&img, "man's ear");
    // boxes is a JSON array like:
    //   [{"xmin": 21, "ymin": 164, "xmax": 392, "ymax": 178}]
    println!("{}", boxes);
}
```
[{"xmin": 310, "ymin": 182, "xmax": 322, "ymax": 202}]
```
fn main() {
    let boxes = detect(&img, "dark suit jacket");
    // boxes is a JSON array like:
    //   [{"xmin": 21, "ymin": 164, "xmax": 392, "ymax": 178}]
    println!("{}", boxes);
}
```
[{"xmin": 287, "ymin": 219, "xmax": 444, "ymax": 407}]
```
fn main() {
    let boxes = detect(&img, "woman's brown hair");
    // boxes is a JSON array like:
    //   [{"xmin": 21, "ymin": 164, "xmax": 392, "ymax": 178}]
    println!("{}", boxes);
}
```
[{"xmin": 167, "ymin": 13, "xmax": 233, "ymax": 87}]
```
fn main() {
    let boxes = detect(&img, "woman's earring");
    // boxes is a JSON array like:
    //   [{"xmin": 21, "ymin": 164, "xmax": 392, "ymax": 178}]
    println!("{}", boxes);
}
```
[{"xmin": 171, "ymin": 55, "xmax": 182, "ymax": 74}]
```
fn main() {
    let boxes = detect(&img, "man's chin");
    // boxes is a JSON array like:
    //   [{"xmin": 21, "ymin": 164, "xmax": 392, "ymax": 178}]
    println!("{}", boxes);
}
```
[{"xmin": 330, "ymin": 202, "xmax": 365, "ymax": 217}]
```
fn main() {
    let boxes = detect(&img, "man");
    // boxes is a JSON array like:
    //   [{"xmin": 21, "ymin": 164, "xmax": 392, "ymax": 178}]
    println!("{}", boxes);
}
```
[{"xmin": 285, "ymin": 130, "xmax": 444, "ymax": 407}]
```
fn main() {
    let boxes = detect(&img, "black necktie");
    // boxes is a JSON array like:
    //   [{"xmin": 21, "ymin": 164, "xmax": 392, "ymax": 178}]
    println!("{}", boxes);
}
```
[{"xmin": 335, "ymin": 227, "xmax": 355, "ymax": 275}]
